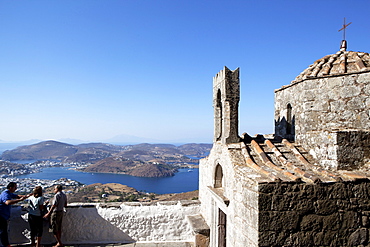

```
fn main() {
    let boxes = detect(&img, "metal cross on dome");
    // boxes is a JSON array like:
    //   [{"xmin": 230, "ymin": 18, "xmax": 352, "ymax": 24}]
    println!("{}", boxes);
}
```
[{"xmin": 338, "ymin": 17, "xmax": 352, "ymax": 41}]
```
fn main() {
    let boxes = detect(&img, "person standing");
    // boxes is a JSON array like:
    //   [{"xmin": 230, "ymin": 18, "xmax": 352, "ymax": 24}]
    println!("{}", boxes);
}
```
[
  {"xmin": 0, "ymin": 182, "xmax": 29, "ymax": 247},
  {"xmin": 43, "ymin": 185, "xmax": 67, "ymax": 247},
  {"xmin": 28, "ymin": 186, "xmax": 46, "ymax": 247}
]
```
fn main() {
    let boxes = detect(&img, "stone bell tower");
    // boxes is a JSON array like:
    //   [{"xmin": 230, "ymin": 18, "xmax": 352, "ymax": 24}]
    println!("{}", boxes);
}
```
[{"xmin": 213, "ymin": 66, "xmax": 240, "ymax": 144}]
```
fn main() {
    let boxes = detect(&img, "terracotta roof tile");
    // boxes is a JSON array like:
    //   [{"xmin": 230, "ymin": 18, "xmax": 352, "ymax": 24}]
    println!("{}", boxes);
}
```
[
  {"xmin": 239, "ymin": 135, "xmax": 370, "ymax": 184},
  {"xmin": 292, "ymin": 51, "xmax": 370, "ymax": 83}
]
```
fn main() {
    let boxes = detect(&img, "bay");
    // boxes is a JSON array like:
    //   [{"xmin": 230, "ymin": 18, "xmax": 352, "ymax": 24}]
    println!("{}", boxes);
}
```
[{"xmin": 16, "ymin": 167, "xmax": 199, "ymax": 194}]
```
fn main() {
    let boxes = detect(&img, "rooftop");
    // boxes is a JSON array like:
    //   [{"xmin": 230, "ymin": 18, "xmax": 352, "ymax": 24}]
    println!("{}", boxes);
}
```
[
  {"xmin": 291, "ymin": 50, "xmax": 370, "ymax": 84},
  {"xmin": 234, "ymin": 134, "xmax": 370, "ymax": 184}
]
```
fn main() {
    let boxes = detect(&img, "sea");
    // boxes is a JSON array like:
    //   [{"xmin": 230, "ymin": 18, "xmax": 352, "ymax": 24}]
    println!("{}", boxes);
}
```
[{"xmin": 15, "ymin": 166, "xmax": 199, "ymax": 194}]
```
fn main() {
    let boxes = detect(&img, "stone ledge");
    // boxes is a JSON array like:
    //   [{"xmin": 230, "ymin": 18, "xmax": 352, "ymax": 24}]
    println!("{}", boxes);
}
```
[
  {"xmin": 187, "ymin": 214, "xmax": 210, "ymax": 235},
  {"xmin": 66, "ymin": 203, "xmax": 97, "ymax": 208},
  {"xmin": 67, "ymin": 200, "xmax": 201, "ymax": 209},
  {"xmin": 179, "ymin": 200, "xmax": 200, "ymax": 206},
  {"xmin": 207, "ymin": 186, "xmax": 230, "ymax": 206}
]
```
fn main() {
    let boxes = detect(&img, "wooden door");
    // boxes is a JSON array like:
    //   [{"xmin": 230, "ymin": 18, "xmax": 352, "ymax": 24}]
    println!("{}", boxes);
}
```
[{"xmin": 218, "ymin": 209, "xmax": 226, "ymax": 247}]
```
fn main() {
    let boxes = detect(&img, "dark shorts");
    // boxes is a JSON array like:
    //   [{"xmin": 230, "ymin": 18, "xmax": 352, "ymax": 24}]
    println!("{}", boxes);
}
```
[
  {"xmin": 51, "ymin": 211, "xmax": 64, "ymax": 234},
  {"xmin": 0, "ymin": 215, "xmax": 10, "ymax": 246},
  {"xmin": 28, "ymin": 214, "xmax": 43, "ymax": 237}
]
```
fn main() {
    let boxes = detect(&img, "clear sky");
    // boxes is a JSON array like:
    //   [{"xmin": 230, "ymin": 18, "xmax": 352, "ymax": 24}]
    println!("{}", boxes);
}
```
[{"xmin": 0, "ymin": 0, "xmax": 369, "ymax": 144}]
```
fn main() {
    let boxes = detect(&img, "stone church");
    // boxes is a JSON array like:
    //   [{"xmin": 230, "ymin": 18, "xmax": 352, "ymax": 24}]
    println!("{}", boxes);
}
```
[
  {"xmin": 5, "ymin": 37, "xmax": 370, "ymax": 246},
  {"xmin": 198, "ymin": 41, "xmax": 370, "ymax": 246}
]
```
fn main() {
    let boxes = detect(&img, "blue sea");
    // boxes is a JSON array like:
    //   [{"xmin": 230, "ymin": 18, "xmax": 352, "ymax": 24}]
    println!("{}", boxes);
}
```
[{"xmin": 16, "ymin": 167, "xmax": 199, "ymax": 194}]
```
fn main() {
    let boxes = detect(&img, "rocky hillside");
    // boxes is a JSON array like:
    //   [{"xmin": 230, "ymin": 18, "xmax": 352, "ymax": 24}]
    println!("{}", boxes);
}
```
[
  {"xmin": 66, "ymin": 182, "xmax": 198, "ymax": 203},
  {"xmin": 83, "ymin": 157, "xmax": 176, "ymax": 177},
  {"xmin": 177, "ymin": 143, "xmax": 211, "ymax": 158},
  {"xmin": 0, "ymin": 141, "xmax": 124, "ymax": 162},
  {"xmin": 67, "ymin": 183, "xmax": 142, "ymax": 203},
  {"xmin": 0, "ymin": 141, "xmax": 78, "ymax": 161}
]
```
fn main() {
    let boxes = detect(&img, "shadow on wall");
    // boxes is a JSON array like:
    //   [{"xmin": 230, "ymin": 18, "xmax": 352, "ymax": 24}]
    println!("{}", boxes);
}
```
[
  {"xmin": 9, "ymin": 205, "xmax": 134, "ymax": 245},
  {"xmin": 336, "ymin": 130, "xmax": 370, "ymax": 170},
  {"xmin": 8, "ymin": 206, "xmax": 29, "ymax": 244},
  {"xmin": 274, "ymin": 115, "xmax": 296, "ymax": 141}
]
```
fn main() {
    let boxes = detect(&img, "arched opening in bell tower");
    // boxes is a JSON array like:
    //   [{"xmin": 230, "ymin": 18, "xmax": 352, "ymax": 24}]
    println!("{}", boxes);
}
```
[
  {"xmin": 214, "ymin": 164, "xmax": 223, "ymax": 188},
  {"xmin": 215, "ymin": 89, "xmax": 222, "ymax": 141}
]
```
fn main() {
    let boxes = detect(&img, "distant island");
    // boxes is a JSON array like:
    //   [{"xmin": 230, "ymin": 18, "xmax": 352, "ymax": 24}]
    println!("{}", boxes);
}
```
[{"xmin": 0, "ymin": 140, "xmax": 211, "ymax": 178}]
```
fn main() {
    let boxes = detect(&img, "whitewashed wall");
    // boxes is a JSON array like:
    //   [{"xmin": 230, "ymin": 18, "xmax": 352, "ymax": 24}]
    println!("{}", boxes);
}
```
[{"xmin": 8, "ymin": 200, "xmax": 200, "ymax": 245}]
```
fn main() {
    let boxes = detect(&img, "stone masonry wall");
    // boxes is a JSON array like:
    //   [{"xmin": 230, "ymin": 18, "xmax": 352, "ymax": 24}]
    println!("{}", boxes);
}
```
[
  {"xmin": 231, "ymin": 161, "xmax": 260, "ymax": 247},
  {"xmin": 258, "ymin": 180, "xmax": 370, "ymax": 246},
  {"xmin": 336, "ymin": 130, "xmax": 370, "ymax": 169},
  {"xmin": 199, "ymin": 143, "xmax": 260, "ymax": 247},
  {"xmin": 8, "ymin": 201, "xmax": 200, "ymax": 245},
  {"xmin": 274, "ymin": 72, "xmax": 370, "ymax": 169}
]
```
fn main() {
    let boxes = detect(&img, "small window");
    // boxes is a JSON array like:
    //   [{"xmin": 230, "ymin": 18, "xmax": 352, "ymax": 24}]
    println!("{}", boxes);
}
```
[
  {"xmin": 214, "ymin": 164, "xmax": 223, "ymax": 188},
  {"xmin": 287, "ymin": 103, "xmax": 292, "ymax": 135}
]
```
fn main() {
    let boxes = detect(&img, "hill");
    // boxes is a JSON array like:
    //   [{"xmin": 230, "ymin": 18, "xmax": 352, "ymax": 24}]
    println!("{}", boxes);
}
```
[
  {"xmin": 67, "ymin": 182, "xmax": 199, "ymax": 203},
  {"xmin": 82, "ymin": 157, "xmax": 176, "ymax": 177},
  {"xmin": 0, "ymin": 141, "xmax": 211, "ymax": 178},
  {"xmin": 0, "ymin": 140, "xmax": 77, "ymax": 160},
  {"xmin": 0, "ymin": 141, "xmax": 124, "ymax": 162}
]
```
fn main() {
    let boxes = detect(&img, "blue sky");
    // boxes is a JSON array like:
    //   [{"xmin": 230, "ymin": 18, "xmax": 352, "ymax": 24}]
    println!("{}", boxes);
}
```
[{"xmin": 0, "ymin": 0, "xmax": 369, "ymax": 144}]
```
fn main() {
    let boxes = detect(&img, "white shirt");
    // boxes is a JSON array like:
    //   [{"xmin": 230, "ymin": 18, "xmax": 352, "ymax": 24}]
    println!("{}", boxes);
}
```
[{"xmin": 28, "ymin": 196, "xmax": 44, "ymax": 216}]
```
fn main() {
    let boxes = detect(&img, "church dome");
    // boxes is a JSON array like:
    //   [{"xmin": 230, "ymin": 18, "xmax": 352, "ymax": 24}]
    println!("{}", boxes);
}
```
[{"xmin": 292, "ymin": 50, "xmax": 370, "ymax": 84}]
